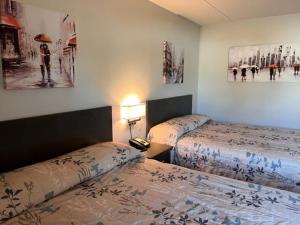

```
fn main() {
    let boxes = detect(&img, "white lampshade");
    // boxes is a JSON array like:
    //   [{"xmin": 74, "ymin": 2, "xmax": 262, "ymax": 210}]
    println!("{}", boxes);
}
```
[{"xmin": 121, "ymin": 103, "xmax": 146, "ymax": 120}]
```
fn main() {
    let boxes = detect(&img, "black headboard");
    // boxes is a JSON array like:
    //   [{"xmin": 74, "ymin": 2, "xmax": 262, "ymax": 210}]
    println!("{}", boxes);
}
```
[
  {"xmin": 0, "ymin": 106, "xmax": 112, "ymax": 172},
  {"xmin": 146, "ymin": 95, "xmax": 193, "ymax": 134}
]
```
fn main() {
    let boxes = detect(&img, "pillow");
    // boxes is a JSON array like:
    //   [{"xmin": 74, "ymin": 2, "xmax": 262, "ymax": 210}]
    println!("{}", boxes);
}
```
[
  {"xmin": 0, "ymin": 142, "xmax": 142, "ymax": 222},
  {"xmin": 147, "ymin": 114, "xmax": 210, "ymax": 146}
]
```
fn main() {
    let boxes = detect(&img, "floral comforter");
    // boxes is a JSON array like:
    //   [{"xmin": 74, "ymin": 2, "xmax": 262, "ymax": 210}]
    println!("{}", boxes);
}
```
[
  {"xmin": 175, "ymin": 121, "xmax": 300, "ymax": 193},
  {"xmin": 1, "ymin": 158, "xmax": 300, "ymax": 225}
]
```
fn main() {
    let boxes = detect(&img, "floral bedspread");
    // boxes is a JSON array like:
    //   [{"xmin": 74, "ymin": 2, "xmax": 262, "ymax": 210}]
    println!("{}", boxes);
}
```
[
  {"xmin": 175, "ymin": 121, "xmax": 300, "ymax": 193},
  {"xmin": 2, "ymin": 158, "xmax": 300, "ymax": 225}
]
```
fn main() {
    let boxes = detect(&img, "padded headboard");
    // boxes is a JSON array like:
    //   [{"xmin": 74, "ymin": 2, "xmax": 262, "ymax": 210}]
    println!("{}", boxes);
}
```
[
  {"xmin": 0, "ymin": 106, "xmax": 112, "ymax": 172},
  {"xmin": 146, "ymin": 95, "xmax": 193, "ymax": 134}
]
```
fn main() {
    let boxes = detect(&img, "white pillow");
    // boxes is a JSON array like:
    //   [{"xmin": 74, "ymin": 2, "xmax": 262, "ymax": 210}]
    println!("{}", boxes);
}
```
[
  {"xmin": 0, "ymin": 142, "xmax": 143, "ymax": 222},
  {"xmin": 147, "ymin": 114, "xmax": 210, "ymax": 146}
]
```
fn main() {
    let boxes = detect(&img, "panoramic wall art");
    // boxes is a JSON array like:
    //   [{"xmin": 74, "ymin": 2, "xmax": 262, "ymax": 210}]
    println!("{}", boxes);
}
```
[
  {"xmin": 228, "ymin": 43, "xmax": 300, "ymax": 82},
  {"xmin": 0, "ymin": 0, "xmax": 77, "ymax": 89},
  {"xmin": 163, "ymin": 41, "xmax": 184, "ymax": 84}
]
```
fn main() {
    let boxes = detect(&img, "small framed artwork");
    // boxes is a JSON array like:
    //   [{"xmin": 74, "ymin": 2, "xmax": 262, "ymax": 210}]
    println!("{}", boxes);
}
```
[
  {"xmin": 228, "ymin": 43, "xmax": 300, "ymax": 82},
  {"xmin": 0, "ymin": 0, "xmax": 77, "ymax": 89},
  {"xmin": 163, "ymin": 41, "xmax": 184, "ymax": 84}
]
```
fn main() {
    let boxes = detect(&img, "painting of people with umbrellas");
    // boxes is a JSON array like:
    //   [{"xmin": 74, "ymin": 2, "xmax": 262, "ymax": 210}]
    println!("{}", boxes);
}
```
[
  {"xmin": 228, "ymin": 43, "xmax": 300, "ymax": 82},
  {"xmin": 0, "ymin": 0, "xmax": 77, "ymax": 89}
]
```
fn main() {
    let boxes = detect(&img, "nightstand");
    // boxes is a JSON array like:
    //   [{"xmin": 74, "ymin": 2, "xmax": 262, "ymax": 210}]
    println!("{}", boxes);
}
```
[{"xmin": 144, "ymin": 142, "xmax": 173, "ymax": 163}]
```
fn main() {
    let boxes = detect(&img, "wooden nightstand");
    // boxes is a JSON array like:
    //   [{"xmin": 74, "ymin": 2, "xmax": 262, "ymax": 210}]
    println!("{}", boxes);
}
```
[{"xmin": 144, "ymin": 142, "xmax": 173, "ymax": 163}]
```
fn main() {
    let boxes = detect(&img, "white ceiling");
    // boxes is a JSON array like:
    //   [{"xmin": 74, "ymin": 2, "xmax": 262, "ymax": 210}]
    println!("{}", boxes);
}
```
[{"xmin": 149, "ymin": 0, "xmax": 300, "ymax": 25}]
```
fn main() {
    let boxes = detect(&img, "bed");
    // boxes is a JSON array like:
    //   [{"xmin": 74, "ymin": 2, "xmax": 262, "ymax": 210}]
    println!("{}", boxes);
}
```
[
  {"xmin": 1, "ymin": 106, "xmax": 300, "ymax": 225},
  {"xmin": 1, "ymin": 143, "xmax": 300, "ymax": 225},
  {"xmin": 147, "ymin": 95, "xmax": 300, "ymax": 194}
]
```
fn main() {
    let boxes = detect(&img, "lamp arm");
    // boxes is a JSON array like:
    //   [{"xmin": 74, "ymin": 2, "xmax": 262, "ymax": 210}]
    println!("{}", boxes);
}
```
[{"xmin": 127, "ymin": 118, "xmax": 141, "ymax": 139}]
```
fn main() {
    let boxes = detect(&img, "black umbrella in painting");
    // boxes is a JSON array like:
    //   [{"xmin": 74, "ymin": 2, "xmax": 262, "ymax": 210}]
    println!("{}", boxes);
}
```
[{"xmin": 34, "ymin": 34, "xmax": 52, "ymax": 43}]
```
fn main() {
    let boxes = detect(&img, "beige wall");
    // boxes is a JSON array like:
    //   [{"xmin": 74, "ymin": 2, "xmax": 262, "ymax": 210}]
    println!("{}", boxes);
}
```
[
  {"xmin": 0, "ymin": 0, "xmax": 200, "ymax": 142},
  {"xmin": 198, "ymin": 13, "xmax": 300, "ymax": 129}
]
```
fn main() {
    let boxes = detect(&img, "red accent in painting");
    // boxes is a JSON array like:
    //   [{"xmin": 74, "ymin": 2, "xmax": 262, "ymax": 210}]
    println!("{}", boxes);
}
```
[
  {"xmin": 67, "ymin": 36, "xmax": 77, "ymax": 46},
  {"xmin": 0, "ymin": 15, "xmax": 21, "ymax": 29}
]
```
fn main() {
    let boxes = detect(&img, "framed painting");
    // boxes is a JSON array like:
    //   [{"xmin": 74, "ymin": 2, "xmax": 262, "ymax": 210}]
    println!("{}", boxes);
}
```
[
  {"xmin": 228, "ymin": 43, "xmax": 300, "ymax": 82},
  {"xmin": 0, "ymin": 0, "xmax": 77, "ymax": 89},
  {"xmin": 163, "ymin": 41, "xmax": 184, "ymax": 84}
]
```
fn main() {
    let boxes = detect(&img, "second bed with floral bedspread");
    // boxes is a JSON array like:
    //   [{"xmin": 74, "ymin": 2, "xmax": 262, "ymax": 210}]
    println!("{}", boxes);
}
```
[{"xmin": 175, "ymin": 120, "xmax": 300, "ymax": 194}]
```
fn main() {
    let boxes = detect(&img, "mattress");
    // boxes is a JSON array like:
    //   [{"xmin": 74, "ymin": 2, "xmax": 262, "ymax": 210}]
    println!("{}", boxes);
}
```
[
  {"xmin": 2, "ymin": 158, "xmax": 300, "ymax": 225},
  {"xmin": 175, "ymin": 120, "xmax": 300, "ymax": 193}
]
